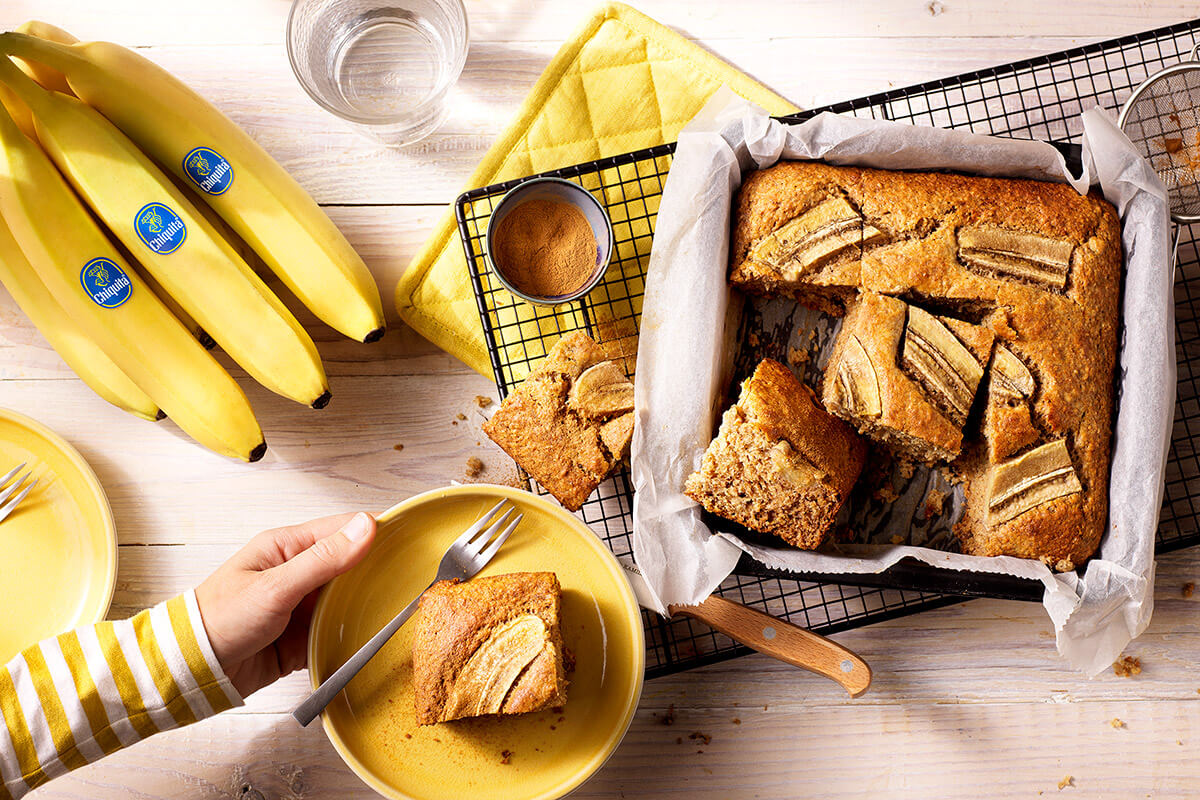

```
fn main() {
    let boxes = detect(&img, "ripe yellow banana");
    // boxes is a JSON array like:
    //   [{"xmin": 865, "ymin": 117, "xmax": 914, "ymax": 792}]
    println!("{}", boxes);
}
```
[
  {"xmin": 12, "ymin": 21, "xmax": 75, "ymax": 94},
  {"xmin": 0, "ymin": 215, "xmax": 162, "ymax": 422},
  {"xmin": 0, "ymin": 32, "xmax": 386, "ymax": 344},
  {"xmin": 0, "ymin": 96, "xmax": 265, "ymax": 461},
  {"xmin": 0, "ymin": 59, "xmax": 331, "ymax": 408}
]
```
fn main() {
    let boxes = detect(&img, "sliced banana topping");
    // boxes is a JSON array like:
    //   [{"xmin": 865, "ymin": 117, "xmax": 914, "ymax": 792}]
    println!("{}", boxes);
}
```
[
  {"xmin": 958, "ymin": 225, "xmax": 1074, "ymax": 290},
  {"xmin": 568, "ymin": 360, "xmax": 634, "ymax": 420},
  {"xmin": 767, "ymin": 439, "xmax": 826, "ymax": 488},
  {"xmin": 444, "ymin": 614, "xmax": 549, "ymax": 719},
  {"xmin": 989, "ymin": 344, "xmax": 1036, "ymax": 400},
  {"xmin": 901, "ymin": 306, "xmax": 984, "ymax": 424},
  {"xmin": 987, "ymin": 439, "xmax": 1082, "ymax": 525},
  {"xmin": 749, "ymin": 197, "xmax": 886, "ymax": 280},
  {"xmin": 832, "ymin": 334, "xmax": 882, "ymax": 418}
]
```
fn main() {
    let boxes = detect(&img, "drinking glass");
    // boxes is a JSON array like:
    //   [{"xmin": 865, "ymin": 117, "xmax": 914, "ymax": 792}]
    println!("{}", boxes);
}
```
[{"xmin": 287, "ymin": 0, "xmax": 469, "ymax": 146}]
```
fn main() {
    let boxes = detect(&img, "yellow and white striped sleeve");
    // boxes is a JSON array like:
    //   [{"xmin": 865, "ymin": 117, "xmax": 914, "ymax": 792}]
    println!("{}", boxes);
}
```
[{"xmin": 0, "ymin": 590, "xmax": 242, "ymax": 799}]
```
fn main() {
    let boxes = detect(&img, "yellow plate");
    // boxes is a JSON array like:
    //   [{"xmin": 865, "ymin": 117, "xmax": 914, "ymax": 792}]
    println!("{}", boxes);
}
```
[
  {"xmin": 0, "ymin": 408, "xmax": 116, "ymax": 662},
  {"xmin": 309, "ymin": 484, "xmax": 644, "ymax": 800}
]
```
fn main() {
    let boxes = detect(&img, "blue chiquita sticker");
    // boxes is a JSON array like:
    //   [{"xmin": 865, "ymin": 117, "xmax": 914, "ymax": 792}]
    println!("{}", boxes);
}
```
[
  {"xmin": 182, "ymin": 146, "xmax": 234, "ymax": 195},
  {"xmin": 135, "ymin": 202, "xmax": 187, "ymax": 254},
  {"xmin": 80, "ymin": 258, "xmax": 132, "ymax": 309}
]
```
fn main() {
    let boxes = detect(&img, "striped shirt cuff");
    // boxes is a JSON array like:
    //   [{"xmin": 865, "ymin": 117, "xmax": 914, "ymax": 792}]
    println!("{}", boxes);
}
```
[{"xmin": 0, "ymin": 590, "xmax": 242, "ymax": 799}]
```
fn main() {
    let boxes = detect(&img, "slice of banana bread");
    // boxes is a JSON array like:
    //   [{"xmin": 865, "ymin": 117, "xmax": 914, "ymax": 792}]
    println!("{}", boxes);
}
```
[
  {"xmin": 483, "ymin": 331, "xmax": 634, "ymax": 510},
  {"xmin": 821, "ymin": 292, "xmax": 994, "ymax": 463},
  {"xmin": 684, "ymin": 358, "xmax": 866, "ymax": 549},
  {"xmin": 413, "ymin": 572, "xmax": 567, "ymax": 725}
]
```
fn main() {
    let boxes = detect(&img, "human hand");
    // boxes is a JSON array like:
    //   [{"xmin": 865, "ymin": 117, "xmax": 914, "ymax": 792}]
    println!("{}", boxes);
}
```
[{"xmin": 195, "ymin": 512, "xmax": 376, "ymax": 698}]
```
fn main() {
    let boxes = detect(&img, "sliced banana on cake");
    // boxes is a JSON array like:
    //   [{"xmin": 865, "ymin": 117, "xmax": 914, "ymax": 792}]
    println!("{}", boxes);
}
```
[
  {"xmin": 767, "ymin": 439, "xmax": 826, "ymax": 488},
  {"xmin": 832, "ymin": 334, "xmax": 882, "ymax": 418},
  {"xmin": 568, "ymin": 360, "xmax": 634, "ymax": 420},
  {"xmin": 749, "ymin": 196, "xmax": 886, "ymax": 280},
  {"xmin": 901, "ymin": 306, "xmax": 984, "ymax": 424},
  {"xmin": 958, "ymin": 225, "xmax": 1074, "ymax": 290},
  {"xmin": 987, "ymin": 439, "xmax": 1082, "ymax": 524},
  {"xmin": 989, "ymin": 343, "xmax": 1036, "ymax": 400},
  {"xmin": 443, "ymin": 614, "xmax": 549, "ymax": 718}
]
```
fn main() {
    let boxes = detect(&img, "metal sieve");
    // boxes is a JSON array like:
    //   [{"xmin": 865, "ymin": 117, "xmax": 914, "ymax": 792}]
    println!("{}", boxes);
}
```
[{"xmin": 1118, "ymin": 43, "xmax": 1200, "ymax": 263}]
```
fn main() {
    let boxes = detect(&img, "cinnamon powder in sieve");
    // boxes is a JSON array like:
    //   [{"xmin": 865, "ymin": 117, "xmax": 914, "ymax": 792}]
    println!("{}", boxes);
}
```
[{"xmin": 492, "ymin": 198, "xmax": 598, "ymax": 298}]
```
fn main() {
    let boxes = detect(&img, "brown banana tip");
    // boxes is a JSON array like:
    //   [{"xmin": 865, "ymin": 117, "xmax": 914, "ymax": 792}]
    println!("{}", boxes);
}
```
[
  {"xmin": 311, "ymin": 390, "xmax": 332, "ymax": 410},
  {"xmin": 154, "ymin": 410, "xmax": 167, "ymax": 421},
  {"xmin": 249, "ymin": 442, "xmax": 267, "ymax": 463},
  {"xmin": 363, "ymin": 326, "xmax": 385, "ymax": 344}
]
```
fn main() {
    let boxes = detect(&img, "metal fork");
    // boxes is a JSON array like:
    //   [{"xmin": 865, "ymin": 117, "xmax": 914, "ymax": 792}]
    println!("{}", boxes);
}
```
[
  {"xmin": 0, "ymin": 463, "xmax": 37, "ymax": 525},
  {"xmin": 292, "ymin": 500, "xmax": 522, "ymax": 726}
]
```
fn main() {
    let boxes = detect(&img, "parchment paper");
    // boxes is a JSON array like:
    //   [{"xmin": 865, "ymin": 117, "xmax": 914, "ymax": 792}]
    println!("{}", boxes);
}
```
[{"xmin": 631, "ymin": 89, "xmax": 1173, "ymax": 675}]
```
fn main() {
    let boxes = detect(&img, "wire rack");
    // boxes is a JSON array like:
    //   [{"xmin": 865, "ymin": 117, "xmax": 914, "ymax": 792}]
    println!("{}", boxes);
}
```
[{"xmin": 457, "ymin": 18, "xmax": 1200, "ymax": 679}]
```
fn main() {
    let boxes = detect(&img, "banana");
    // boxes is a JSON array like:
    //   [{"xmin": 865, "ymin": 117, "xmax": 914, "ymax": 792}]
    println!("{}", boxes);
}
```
[
  {"xmin": 0, "ymin": 32, "xmax": 386, "ymax": 343},
  {"xmin": 0, "ymin": 215, "xmax": 162, "ymax": 422},
  {"xmin": 0, "ymin": 57, "xmax": 331, "ymax": 409},
  {"xmin": 0, "ymin": 96, "xmax": 265, "ymax": 461},
  {"xmin": 12, "ymin": 21, "xmax": 76, "ymax": 94}
]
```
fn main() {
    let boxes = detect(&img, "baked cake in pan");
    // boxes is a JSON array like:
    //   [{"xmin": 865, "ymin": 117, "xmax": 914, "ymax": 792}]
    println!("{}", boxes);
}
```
[{"xmin": 728, "ymin": 161, "xmax": 1121, "ymax": 570}]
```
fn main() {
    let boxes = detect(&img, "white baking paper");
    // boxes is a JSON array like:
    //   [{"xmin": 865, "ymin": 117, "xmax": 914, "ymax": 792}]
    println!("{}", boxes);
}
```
[{"xmin": 631, "ymin": 89, "xmax": 1173, "ymax": 675}]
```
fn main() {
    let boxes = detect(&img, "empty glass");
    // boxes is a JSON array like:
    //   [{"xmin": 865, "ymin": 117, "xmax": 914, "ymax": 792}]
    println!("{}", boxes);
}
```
[{"xmin": 287, "ymin": 0, "xmax": 469, "ymax": 146}]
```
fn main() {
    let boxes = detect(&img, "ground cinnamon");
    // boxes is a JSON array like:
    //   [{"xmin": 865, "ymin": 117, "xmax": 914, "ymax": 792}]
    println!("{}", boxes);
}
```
[{"xmin": 492, "ymin": 198, "xmax": 598, "ymax": 298}]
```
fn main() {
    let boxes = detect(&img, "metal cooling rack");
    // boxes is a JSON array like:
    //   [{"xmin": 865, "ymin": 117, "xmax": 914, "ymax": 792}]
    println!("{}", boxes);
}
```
[{"xmin": 458, "ymin": 18, "xmax": 1200, "ymax": 679}]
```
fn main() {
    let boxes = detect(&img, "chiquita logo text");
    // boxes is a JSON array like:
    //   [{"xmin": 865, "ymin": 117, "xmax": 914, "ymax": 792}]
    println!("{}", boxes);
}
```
[
  {"xmin": 183, "ymin": 146, "xmax": 234, "ymax": 195},
  {"xmin": 80, "ymin": 258, "xmax": 133, "ymax": 308},
  {"xmin": 135, "ymin": 202, "xmax": 187, "ymax": 254}
]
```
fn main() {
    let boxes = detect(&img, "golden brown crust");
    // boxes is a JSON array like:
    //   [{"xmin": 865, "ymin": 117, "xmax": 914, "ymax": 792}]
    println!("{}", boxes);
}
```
[
  {"xmin": 732, "ymin": 161, "xmax": 1122, "ymax": 568},
  {"xmin": 412, "ymin": 572, "xmax": 567, "ymax": 725},
  {"xmin": 685, "ymin": 359, "xmax": 866, "ymax": 549},
  {"xmin": 483, "ymin": 332, "xmax": 632, "ymax": 510}
]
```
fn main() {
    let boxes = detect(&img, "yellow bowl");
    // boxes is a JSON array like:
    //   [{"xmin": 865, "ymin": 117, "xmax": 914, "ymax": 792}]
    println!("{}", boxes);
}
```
[
  {"xmin": 0, "ymin": 408, "xmax": 116, "ymax": 662},
  {"xmin": 308, "ymin": 484, "xmax": 644, "ymax": 800}
]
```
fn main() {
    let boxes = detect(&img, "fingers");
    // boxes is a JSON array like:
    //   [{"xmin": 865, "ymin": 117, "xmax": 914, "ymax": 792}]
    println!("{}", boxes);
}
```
[
  {"xmin": 239, "ymin": 512, "xmax": 363, "ymax": 571},
  {"xmin": 262, "ymin": 512, "xmax": 376, "ymax": 610}
]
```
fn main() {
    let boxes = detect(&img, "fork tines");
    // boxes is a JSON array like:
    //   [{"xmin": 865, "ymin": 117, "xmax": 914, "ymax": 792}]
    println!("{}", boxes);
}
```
[{"xmin": 0, "ymin": 462, "xmax": 38, "ymax": 524}]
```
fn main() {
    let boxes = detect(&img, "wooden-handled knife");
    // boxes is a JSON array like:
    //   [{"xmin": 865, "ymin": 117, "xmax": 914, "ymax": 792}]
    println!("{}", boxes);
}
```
[{"xmin": 619, "ymin": 559, "xmax": 871, "ymax": 697}]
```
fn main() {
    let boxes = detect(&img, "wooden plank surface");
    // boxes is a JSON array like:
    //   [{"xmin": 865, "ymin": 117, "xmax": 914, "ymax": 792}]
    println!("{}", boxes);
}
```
[{"xmin": 0, "ymin": 0, "xmax": 1196, "ymax": 798}]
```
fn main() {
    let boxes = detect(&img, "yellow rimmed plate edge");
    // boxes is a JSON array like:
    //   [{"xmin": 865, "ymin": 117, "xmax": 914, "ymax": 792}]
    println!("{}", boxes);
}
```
[
  {"xmin": 0, "ymin": 408, "xmax": 116, "ymax": 629},
  {"xmin": 307, "ymin": 483, "xmax": 646, "ymax": 800}
]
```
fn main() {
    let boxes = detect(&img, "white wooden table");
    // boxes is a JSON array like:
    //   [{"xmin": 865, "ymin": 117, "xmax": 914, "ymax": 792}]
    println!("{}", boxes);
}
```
[{"xmin": 1, "ymin": 1, "xmax": 1198, "ymax": 796}]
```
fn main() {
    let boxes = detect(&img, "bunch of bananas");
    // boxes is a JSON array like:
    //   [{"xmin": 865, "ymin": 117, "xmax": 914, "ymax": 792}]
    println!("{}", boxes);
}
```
[{"xmin": 0, "ymin": 22, "xmax": 385, "ymax": 461}]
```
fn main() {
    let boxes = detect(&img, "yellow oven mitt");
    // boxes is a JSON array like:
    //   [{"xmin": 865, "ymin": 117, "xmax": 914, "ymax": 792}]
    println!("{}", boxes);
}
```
[{"xmin": 394, "ymin": 2, "xmax": 796, "ymax": 377}]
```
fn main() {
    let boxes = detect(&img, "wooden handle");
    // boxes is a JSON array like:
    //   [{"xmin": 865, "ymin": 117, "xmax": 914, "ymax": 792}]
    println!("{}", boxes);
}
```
[{"xmin": 669, "ymin": 595, "xmax": 872, "ymax": 697}]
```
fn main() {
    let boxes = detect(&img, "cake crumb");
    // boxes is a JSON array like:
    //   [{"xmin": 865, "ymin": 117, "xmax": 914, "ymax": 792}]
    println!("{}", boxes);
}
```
[
  {"xmin": 393, "ymin": 443, "xmax": 405, "ymax": 452},
  {"xmin": 1058, "ymin": 776, "xmax": 1074, "ymax": 790},
  {"xmin": 1054, "ymin": 558, "xmax": 1075, "ymax": 573},
  {"xmin": 465, "ymin": 456, "xmax": 484, "ymax": 478},
  {"xmin": 404, "ymin": 733, "xmax": 412, "ymax": 739},
  {"xmin": 1164, "ymin": 136, "xmax": 1185, "ymax": 153},
  {"xmin": 874, "ymin": 483, "xmax": 901, "ymax": 503},
  {"xmin": 787, "ymin": 346, "xmax": 809, "ymax": 367},
  {"xmin": 500, "ymin": 750, "xmax": 513, "ymax": 765},
  {"xmin": 747, "ymin": 332, "xmax": 760, "ymax": 347},
  {"xmin": 456, "ymin": 412, "xmax": 467, "ymax": 421},
  {"xmin": 1109, "ymin": 718, "xmax": 1125, "ymax": 729},
  {"xmin": 890, "ymin": 535, "xmax": 905, "ymax": 545},
  {"xmin": 688, "ymin": 731, "xmax": 712, "ymax": 746},
  {"xmin": 1113, "ymin": 655, "xmax": 1142, "ymax": 678},
  {"xmin": 732, "ymin": 718, "xmax": 741, "ymax": 725},
  {"xmin": 661, "ymin": 704, "xmax": 675, "ymax": 726},
  {"xmin": 475, "ymin": 395, "xmax": 493, "ymax": 408},
  {"xmin": 1184, "ymin": 582, "xmax": 1195, "ymax": 598},
  {"xmin": 924, "ymin": 488, "xmax": 946, "ymax": 519},
  {"xmin": 897, "ymin": 460, "xmax": 916, "ymax": 480}
]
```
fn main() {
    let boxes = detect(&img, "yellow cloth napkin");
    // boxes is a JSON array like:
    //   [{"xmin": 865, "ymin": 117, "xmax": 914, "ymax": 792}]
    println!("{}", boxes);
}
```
[{"xmin": 394, "ymin": 2, "xmax": 796, "ymax": 376}]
